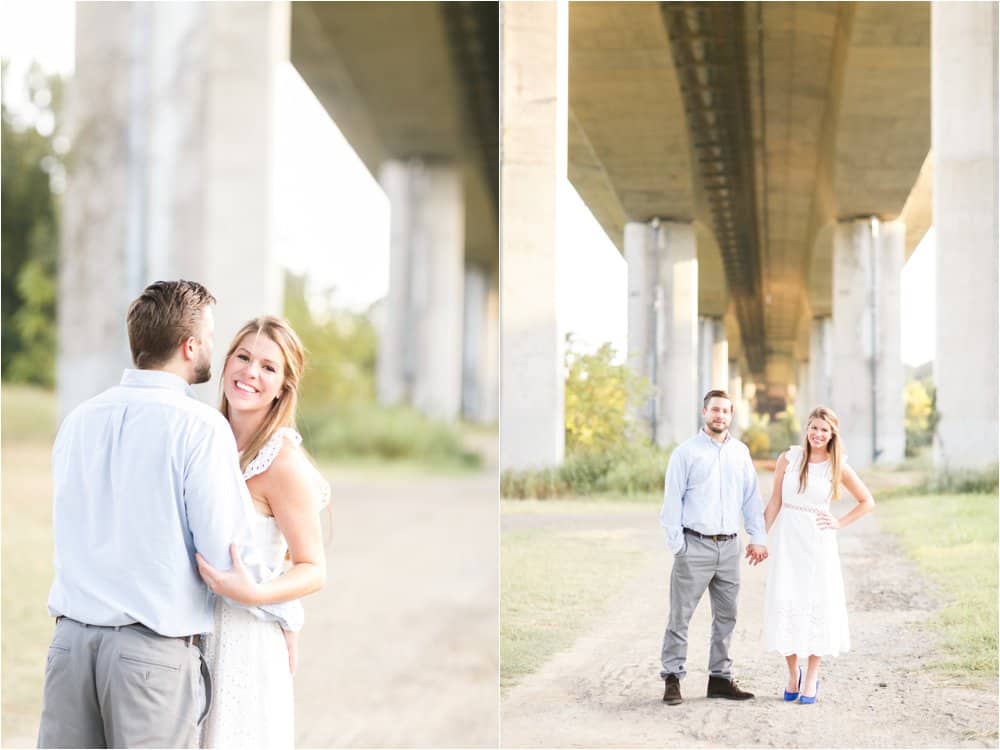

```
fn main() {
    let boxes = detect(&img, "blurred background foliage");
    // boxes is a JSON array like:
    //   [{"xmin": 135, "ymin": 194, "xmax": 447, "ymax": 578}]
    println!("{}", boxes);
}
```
[
  {"xmin": 502, "ymin": 337, "xmax": 671, "ymax": 498},
  {"xmin": 2, "ymin": 60, "xmax": 65, "ymax": 388}
]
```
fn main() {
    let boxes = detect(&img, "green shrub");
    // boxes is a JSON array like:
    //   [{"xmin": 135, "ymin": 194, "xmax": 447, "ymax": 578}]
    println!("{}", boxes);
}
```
[
  {"xmin": 766, "ymin": 409, "xmax": 800, "ymax": 456},
  {"xmin": 500, "ymin": 441, "xmax": 671, "ymax": 499},
  {"xmin": 564, "ymin": 336, "xmax": 652, "ymax": 453},
  {"xmin": 742, "ymin": 414, "xmax": 771, "ymax": 458},
  {"xmin": 905, "ymin": 380, "xmax": 938, "ymax": 457},
  {"xmin": 298, "ymin": 403, "xmax": 480, "ymax": 470}
]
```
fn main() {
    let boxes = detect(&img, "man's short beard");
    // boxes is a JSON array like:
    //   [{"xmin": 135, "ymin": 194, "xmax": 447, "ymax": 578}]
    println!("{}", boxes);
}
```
[
  {"xmin": 706, "ymin": 422, "xmax": 728, "ymax": 434},
  {"xmin": 193, "ymin": 361, "xmax": 212, "ymax": 384}
]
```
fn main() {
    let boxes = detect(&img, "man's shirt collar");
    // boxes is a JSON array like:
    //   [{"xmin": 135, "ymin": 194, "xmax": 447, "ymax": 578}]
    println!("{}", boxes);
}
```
[{"xmin": 120, "ymin": 368, "xmax": 196, "ymax": 397}]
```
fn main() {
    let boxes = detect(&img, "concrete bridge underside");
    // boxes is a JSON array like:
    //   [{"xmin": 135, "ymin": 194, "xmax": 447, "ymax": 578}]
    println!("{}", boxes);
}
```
[
  {"xmin": 502, "ymin": 1, "xmax": 997, "ymax": 470},
  {"xmin": 61, "ymin": 2, "xmax": 499, "ymax": 425}
]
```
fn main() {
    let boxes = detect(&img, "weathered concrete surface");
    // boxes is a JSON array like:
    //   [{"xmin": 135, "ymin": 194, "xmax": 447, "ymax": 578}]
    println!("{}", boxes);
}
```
[
  {"xmin": 500, "ymin": 0, "xmax": 567, "ymax": 469},
  {"xmin": 932, "ymin": 2, "xmax": 999, "ymax": 470}
]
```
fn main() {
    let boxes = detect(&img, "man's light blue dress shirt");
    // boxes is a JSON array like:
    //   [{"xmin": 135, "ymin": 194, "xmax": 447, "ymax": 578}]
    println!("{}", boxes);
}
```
[
  {"xmin": 47, "ymin": 369, "xmax": 301, "ymax": 636},
  {"xmin": 658, "ymin": 430, "xmax": 767, "ymax": 554}
]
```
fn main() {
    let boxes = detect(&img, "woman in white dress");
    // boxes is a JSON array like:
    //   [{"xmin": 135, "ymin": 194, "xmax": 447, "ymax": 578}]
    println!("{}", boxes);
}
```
[
  {"xmin": 762, "ymin": 406, "xmax": 874, "ymax": 704},
  {"xmin": 195, "ymin": 316, "xmax": 330, "ymax": 747}
]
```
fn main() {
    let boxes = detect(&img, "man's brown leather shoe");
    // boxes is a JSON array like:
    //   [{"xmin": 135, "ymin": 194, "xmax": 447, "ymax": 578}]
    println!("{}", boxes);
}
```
[
  {"xmin": 662, "ymin": 674, "xmax": 682, "ymax": 705},
  {"xmin": 706, "ymin": 675, "xmax": 754, "ymax": 700}
]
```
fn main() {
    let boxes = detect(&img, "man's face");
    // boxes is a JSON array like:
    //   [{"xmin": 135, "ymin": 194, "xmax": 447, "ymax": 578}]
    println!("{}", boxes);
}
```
[
  {"xmin": 191, "ymin": 306, "xmax": 214, "ymax": 385},
  {"xmin": 702, "ymin": 397, "xmax": 733, "ymax": 435}
]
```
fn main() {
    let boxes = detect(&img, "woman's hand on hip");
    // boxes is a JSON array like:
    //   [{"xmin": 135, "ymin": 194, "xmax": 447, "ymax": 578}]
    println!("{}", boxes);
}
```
[{"xmin": 816, "ymin": 511, "xmax": 841, "ymax": 530}]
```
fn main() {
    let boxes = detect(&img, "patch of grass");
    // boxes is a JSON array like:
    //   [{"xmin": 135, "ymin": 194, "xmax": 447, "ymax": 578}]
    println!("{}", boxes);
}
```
[
  {"xmin": 500, "ymin": 526, "xmax": 649, "ymax": 689},
  {"xmin": 1, "ymin": 382, "xmax": 58, "ymax": 445},
  {"xmin": 299, "ymin": 403, "xmax": 482, "ymax": 473},
  {"xmin": 878, "ymin": 490, "xmax": 998, "ymax": 682},
  {"xmin": 501, "ymin": 442, "xmax": 672, "ymax": 499},
  {"xmin": 2, "ymin": 441, "xmax": 55, "ymax": 744}
]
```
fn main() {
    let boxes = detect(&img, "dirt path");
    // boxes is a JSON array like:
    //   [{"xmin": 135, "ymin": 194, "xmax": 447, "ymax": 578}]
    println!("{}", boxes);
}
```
[
  {"xmin": 296, "ymin": 469, "xmax": 498, "ymax": 748},
  {"xmin": 501, "ymin": 473, "xmax": 998, "ymax": 748}
]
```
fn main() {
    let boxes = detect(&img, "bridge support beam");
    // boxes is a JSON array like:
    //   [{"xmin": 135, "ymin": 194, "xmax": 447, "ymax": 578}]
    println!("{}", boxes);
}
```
[
  {"xmin": 625, "ymin": 221, "xmax": 658, "ymax": 437},
  {"xmin": 59, "ymin": 2, "xmax": 287, "ymax": 414},
  {"xmin": 624, "ymin": 221, "xmax": 699, "ymax": 447},
  {"xmin": 809, "ymin": 316, "xmax": 833, "ymax": 411},
  {"xmin": 698, "ymin": 318, "xmax": 728, "ymax": 399},
  {"xmin": 832, "ymin": 219, "xmax": 905, "ymax": 468},
  {"xmin": 795, "ymin": 360, "xmax": 810, "ymax": 426},
  {"xmin": 462, "ymin": 264, "xmax": 499, "ymax": 424},
  {"xmin": 500, "ymin": 0, "xmax": 567, "ymax": 469},
  {"xmin": 932, "ymin": 2, "xmax": 999, "ymax": 470},
  {"xmin": 377, "ymin": 160, "xmax": 465, "ymax": 421},
  {"xmin": 728, "ymin": 360, "xmax": 750, "ymax": 435},
  {"xmin": 654, "ymin": 222, "xmax": 699, "ymax": 447}
]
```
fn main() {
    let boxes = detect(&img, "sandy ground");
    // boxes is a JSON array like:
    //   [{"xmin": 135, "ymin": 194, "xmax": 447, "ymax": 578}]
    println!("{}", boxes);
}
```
[
  {"xmin": 500, "ymin": 472, "xmax": 999, "ymax": 748},
  {"xmin": 295, "ymin": 468, "xmax": 499, "ymax": 748}
]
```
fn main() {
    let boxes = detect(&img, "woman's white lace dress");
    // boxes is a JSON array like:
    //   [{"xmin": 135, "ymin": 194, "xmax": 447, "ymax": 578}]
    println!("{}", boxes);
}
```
[
  {"xmin": 201, "ymin": 428, "xmax": 329, "ymax": 749},
  {"xmin": 762, "ymin": 446, "xmax": 850, "ymax": 657}
]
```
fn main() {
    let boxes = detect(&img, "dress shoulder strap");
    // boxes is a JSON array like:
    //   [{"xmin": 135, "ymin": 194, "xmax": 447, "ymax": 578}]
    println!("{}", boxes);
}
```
[
  {"xmin": 784, "ymin": 445, "xmax": 804, "ymax": 468},
  {"xmin": 243, "ymin": 427, "xmax": 302, "ymax": 481}
]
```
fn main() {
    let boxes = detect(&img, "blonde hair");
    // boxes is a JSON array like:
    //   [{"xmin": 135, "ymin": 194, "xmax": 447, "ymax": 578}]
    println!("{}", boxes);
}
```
[
  {"xmin": 220, "ymin": 316, "xmax": 305, "ymax": 473},
  {"xmin": 797, "ymin": 406, "xmax": 843, "ymax": 500}
]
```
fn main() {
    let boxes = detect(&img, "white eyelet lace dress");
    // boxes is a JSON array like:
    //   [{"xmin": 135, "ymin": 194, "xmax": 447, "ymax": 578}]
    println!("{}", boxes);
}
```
[
  {"xmin": 762, "ymin": 445, "xmax": 850, "ymax": 657},
  {"xmin": 201, "ymin": 428, "xmax": 330, "ymax": 749}
]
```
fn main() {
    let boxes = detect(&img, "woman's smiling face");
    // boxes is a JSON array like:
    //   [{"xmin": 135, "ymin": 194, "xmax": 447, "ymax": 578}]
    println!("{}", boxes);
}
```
[
  {"xmin": 222, "ymin": 331, "xmax": 286, "ymax": 414},
  {"xmin": 807, "ymin": 417, "xmax": 833, "ymax": 450}
]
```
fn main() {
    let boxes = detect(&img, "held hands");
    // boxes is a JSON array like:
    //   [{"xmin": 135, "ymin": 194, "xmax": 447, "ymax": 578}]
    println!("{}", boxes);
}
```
[
  {"xmin": 816, "ymin": 511, "xmax": 842, "ymax": 531},
  {"xmin": 745, "ymin": 544, "xmax": 768, "ymax": 566},
  {"xmin": 195, "ymin": 543, "xmax": 261, "ymax": 606},
  {"xmin": 282, "ymin": 628, "xmax": 299, "ymax": 675}
]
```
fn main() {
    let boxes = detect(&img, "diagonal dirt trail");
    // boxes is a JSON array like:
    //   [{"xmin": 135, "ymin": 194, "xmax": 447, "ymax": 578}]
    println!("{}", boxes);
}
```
[{"xmin": 501, "ymin": 472, "xmax": 998, "ymax": 748}]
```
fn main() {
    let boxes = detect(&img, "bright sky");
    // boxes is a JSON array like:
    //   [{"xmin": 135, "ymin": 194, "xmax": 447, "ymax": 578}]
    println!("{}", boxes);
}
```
[{"xmin": 1, "ymin": 1, "xmax": 935, "ymax": 366}]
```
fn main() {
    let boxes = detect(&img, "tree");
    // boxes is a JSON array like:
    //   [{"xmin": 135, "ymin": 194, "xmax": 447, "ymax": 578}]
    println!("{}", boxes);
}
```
[
  {"xmin": 1, "ymin": 60, "xmax": 65, "ymax": 386},
  {"xmin": 283, "ymin": 271, "xmax": 377, "ymax": 410},
  {"xmin": 563, "ymin": 335, "xmax": 651, "ymax": 454}
]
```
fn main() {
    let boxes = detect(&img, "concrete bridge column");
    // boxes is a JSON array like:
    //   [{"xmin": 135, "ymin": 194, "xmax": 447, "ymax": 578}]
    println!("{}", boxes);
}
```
[
  {"xmin": 809, "ymin": 316, "xmax": 833, "ymax": 409},
  {"xmin": 654, "ymin": 221, "xmax": 699, "ymax": 447},
  {"xmin": 59, "ymin": 2, "xmax": 288, "ymax": 414},
  {"xmin": 711, "ymin": 319, "xmax": 729, "ymax": 392},
  {"xmin": 461, "ymin": 265, "xmax": 499, "ymax": 424},
  {"xmin": 832, "ymin": 219, "xmax": 905, "ymax": 467},
  {"xmin": 698, "ymin": 318, "xmax": 727, "ymax": 399},
  {"xmin": 500, "ymin": 0, "xmax": 567, "ymax": 469},
  {"xmin": 932, "ymin": 2, "xmax": 999, "ymax": 469},
  {"xmin": 795, "ymin": 360, "xmax": 810, "ymax": 424},
  {"xmin": 728, "ymin": 359, "xmax": 749, "ymax": 435},
  {"xmin": 625, "ymin": 221, "xmax": 658, "ymax": 437},
  {"xmin": 377, "ymin": 160, "xmax": 465, "ymax": 422}
]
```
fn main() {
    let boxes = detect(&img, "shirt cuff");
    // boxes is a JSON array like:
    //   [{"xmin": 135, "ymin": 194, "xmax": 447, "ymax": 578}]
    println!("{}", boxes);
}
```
[{"xmin": 748, "ymin": 532, "xmax": 767, "ymax": 547}]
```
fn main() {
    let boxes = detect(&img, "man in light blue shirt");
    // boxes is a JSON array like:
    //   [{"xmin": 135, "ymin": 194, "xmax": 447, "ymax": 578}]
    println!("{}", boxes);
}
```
[
  {"xmin": 658, "ymin": 389, "xmax": 767, "ymax": 705},
  {"xmin": 38, "ymin": 280, "xmax": 291, "ymax": 748}
]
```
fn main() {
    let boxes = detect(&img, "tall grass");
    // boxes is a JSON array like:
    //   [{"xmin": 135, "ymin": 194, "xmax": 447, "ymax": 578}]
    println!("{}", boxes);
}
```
[{"xmin": 501, "ymin": 442, "xmax": 671, "ymax": 499}]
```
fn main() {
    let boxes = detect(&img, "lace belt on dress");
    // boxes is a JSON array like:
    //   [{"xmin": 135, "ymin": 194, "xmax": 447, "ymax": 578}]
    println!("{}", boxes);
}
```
[{"xmin": 783, "ymin": 502, "xmax": 822, "ymax": 514}]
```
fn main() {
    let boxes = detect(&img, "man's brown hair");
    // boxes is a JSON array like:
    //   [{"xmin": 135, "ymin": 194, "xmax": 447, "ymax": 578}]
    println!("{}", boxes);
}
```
[
  {"xmin": 126, "ymin": 280, "xmax": 216, "ymax": 369},
  {"xmin": 703, "ymin": 389, "xmax": 732, "ymax": 409}
]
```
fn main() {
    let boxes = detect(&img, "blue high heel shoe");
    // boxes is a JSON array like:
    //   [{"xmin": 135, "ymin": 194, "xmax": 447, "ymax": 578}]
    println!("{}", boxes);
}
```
[
  {"xmin": 798, "ymin": 680, "xmax": 819, "ymax": 705},
  {"xmin": 783, "ymin": 668, "xmax": 802, "ymax": 702}
]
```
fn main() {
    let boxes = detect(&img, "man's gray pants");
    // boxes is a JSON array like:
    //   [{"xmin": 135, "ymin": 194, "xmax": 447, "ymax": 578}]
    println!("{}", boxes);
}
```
[
  {"xmin": 37, "ymin": 617, "xmax": 210, "ymax": 748},
  {"xmin": 660, "ymin": 533, "xmax": 740, "ymax": 681}
]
